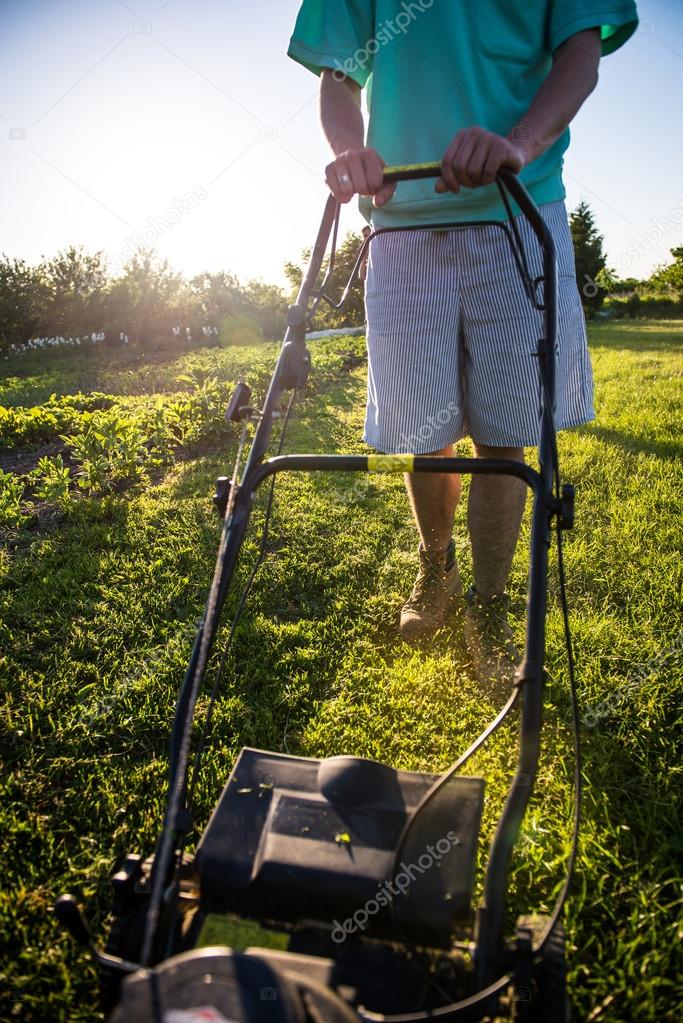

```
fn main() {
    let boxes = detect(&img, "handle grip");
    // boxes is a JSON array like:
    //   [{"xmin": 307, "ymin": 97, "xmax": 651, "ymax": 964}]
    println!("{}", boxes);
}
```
[
  {"xmin": 382, "ymin": 162, "xmax": 521, "ymax": 188},
  {"xmin": 382, "ymin": 162, "xmax": 443, "ymax": 183}
]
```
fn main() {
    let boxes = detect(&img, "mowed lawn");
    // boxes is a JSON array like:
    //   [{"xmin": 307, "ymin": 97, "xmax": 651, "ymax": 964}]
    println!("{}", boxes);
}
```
[{"xmin": 0, "ymin": 320, "xmax": 681, "ymax": 1022}]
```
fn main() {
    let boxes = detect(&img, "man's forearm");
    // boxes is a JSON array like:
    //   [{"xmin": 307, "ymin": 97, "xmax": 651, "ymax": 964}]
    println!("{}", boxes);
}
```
[
  {"xmin": 320, "ymin": 70, "xmax": 365, "ymax": 156},
  {"xmin": 319, "ymin": 70, "xmax": 394, "ymax": 205},
  {"xmin": 510, "ymin": 29, "xmax": 601, "ymax": 162}
]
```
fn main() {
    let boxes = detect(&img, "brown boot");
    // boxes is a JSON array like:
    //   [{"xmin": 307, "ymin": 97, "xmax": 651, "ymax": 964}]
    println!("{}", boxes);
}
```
[
  {"xmin": 464, "ymin": 586, "xmax": 520, "ymax": 692},
  {"xmin": 400, "ymin": 540, "xmax": 462, "ymax": 643}
]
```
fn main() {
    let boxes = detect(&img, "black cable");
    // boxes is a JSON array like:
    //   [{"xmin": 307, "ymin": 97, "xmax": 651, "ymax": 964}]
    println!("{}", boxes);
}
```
[
  {"xmin": 356, "ymin": 967, "xmax": 519, "ymax": 1023},
  {"xmin": 528, "ymin": 351, "xmax": 581, "ymax": 953},
  {"xmin": 389, "ymin": 688, "xmax": 520, "ymax": 887},
  {"xmin": 386, "ymin": 687, "xmax": 520, "ymax": 962},
  {"xmin": 495, "ymin": 180, "xmax": 538, "ymax": 306},
  {"xmin": 526, "ymin": 339, "xmax": 582, "ymax": 953},
  {"xmin": 535, "ymin": 511, "xmax": 582, "ymax": 952}
]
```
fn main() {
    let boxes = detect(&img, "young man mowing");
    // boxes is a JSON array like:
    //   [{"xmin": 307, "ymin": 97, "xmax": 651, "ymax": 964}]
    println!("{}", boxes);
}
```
[{"xmin": 288, "ymin": 1, "xmax": 637, "ymax": 685}]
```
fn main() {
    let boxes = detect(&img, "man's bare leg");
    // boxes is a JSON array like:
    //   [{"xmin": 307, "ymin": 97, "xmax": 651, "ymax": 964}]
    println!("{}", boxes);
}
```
[
  {"xmin": 464, "ymin": 443, "xmax": 527, "ymax": 689},
  {"xmin": 404, "ymin": 444, "xmax": 461, "ymax": 553},
  {"xmin": 467, "ymin": 444, "xmax": 527, "ymax": 596},
  {"xmin": 399, "ymin": 445, "xmax": 462, "ymax": 641}
]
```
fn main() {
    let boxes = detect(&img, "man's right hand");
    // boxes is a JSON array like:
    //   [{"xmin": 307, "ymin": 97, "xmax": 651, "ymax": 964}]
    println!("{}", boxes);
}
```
[{"xmin": 325, "ymin": 147, "xmax": 396, "ymax": 207}]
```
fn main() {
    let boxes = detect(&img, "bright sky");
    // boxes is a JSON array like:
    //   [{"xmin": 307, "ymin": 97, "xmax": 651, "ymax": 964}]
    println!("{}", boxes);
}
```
[{"xmin": 1, "ymin": 0, "xmax": 681, "ymax": 288}]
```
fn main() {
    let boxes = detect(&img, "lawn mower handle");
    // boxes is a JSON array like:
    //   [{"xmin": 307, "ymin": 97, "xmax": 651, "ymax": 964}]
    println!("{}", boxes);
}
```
[
  {"xmin": 381, "ymin": 162, "xmax": 557, "ymax": 258},
  {"xmin": 156, "ymin": 165, "xmax": 561, "ymax": 997},
  {"xmin": 262, "ymin": 163, "xmax": 560, "ymax": 987}
]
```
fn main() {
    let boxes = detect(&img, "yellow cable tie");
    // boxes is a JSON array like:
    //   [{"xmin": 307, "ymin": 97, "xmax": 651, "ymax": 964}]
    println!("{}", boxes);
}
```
[{"xmin": 367, "ymin": 454, "xmax": 415, "ymax": 473}]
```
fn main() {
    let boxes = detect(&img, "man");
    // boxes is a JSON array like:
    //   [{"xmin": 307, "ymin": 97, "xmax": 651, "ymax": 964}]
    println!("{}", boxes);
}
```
[{"xmin": 288, "ymin": 2, "xmax": 637, "ymax": 685}]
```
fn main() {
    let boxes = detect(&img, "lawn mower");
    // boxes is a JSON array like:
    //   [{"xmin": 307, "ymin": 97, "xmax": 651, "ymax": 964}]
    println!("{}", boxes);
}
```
[{"xmin": 57, "ymin": 166, "xmax": 581, "ymax": 1022}]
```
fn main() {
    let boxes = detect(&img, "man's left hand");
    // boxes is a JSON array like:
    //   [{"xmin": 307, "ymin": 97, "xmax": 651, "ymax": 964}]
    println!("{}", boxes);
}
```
[{"xmin": 436, "ymin": 126, "xmax": 529, "ymax": 193}]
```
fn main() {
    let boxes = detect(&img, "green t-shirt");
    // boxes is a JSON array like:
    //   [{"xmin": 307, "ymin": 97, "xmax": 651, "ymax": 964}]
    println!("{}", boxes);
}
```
[{"xmin": 288, "ymin": 0, "xmax": 638, "ymax": 225}]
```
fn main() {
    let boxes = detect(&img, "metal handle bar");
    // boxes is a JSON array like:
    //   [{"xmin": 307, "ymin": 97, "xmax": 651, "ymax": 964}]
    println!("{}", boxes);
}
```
[{"xmin": 382, "ymin": 163, "xmax": 556, "ymax": 262}]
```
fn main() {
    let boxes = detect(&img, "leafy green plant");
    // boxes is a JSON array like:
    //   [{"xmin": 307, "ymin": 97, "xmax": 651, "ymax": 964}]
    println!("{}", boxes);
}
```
[
  {"xmin": 65, "ymin": 426, "xmax": 111, "ymax": 493},
  {"xmin": 64, "ymin": 413, "xmax": 148, "ymax": 493},
  {"xmin": 0, "ymin": 468, "xmax": 27, "ymax": 528},
  {"xmin": 144, "ymin": 404, "xmax": 181, "ymax": 466},
  {"xmin": 175, "ymin": 374, "xmax": 228, "ymax": 446},
  {"xmin": 0, "ymin": 392, "xmax": 114, "ymax": 449},
  {"xmin": 32, "ymin": 454, "xmax": 72, "ymax": 510}
]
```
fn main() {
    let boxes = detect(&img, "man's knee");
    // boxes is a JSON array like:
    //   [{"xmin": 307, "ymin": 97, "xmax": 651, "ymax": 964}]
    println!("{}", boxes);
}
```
[
  {"xmin": 422, "ymin": 444, "xmax": 454, "ymax": 458},
  {"xmin": 473, "ymin": 443, "xmax": 524, "ymax": 462}
]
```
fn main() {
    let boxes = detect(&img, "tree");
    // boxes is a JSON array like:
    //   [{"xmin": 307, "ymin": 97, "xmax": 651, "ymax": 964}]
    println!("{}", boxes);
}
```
[
  {"xmin": 0, "ymin": 256, "xmax": 51, "ymax": 348},
  {"xmin": 241, "ymin": 279, "xmax": 288, "ymax": 339},
  {"xmin": 285, "ymin": 230, "xmax": 367, "ymax": 329},
  {"xmin": 188, "ymin": 271, "xmax": 286, "ymax": 344},
  {"xmin": 650, "ymin": 247, "xmax": 683, "ymax": 296},
  {"xmin": 44, "ymin": 246, "xmax": 108, "ymax": 336},
  {"xmin": 106, "ymin": 249, "xmax": 185, "ymax": 344},
  {"xmin": 190, "ymin": 270, "xmax": 243, "ymax": 327},
  {"xmin": 569, "ymin": 201, "xmax": 606, "ymax": 315}
]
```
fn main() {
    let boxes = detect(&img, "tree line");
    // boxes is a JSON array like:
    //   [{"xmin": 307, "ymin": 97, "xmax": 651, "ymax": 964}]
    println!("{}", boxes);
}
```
[
  {"xmin": 1, "ymin": 203, "xmax": 680, "ymax": 354},
  {"xmin": 569, "ymin": 201, "xmax": 683, "ymax": 317}
]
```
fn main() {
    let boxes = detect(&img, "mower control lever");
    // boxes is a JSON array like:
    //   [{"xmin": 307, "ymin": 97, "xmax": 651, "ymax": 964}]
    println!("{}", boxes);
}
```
[
  {"xmin": 226, "ymin": 381, "xmax": 252, "ymax": 423},
  {"xmin": 558, "ymin": 483, "xmax": 575, "ymax": 530},
  {"xmin": 55, "ymin": 894, "xmax": 141, "ymax": 975},
  {"xmin": 55, "ymin": 894, "xmax": 91, "ymax": 946},
  {"xmin": 213, "ymin": 476, "xmax": 232, "ymax": 517}
]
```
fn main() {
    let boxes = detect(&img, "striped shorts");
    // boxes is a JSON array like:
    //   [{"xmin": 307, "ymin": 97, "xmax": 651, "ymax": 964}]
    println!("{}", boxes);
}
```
[{"xmin": 363, "ymin": 201, "xmax": 594, "ymax": 452}]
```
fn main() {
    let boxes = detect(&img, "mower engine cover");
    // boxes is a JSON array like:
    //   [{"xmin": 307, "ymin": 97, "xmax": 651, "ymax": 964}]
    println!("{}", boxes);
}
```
[{"xmin": 195, "ymin": 748, "xmax": 484, "ymax": 948}]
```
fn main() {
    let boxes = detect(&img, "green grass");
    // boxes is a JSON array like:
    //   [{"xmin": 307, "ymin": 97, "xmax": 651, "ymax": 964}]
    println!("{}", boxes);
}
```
[{"xmin": 1, "ymin": 321, "xmax": 682, "ymax": 1021}]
